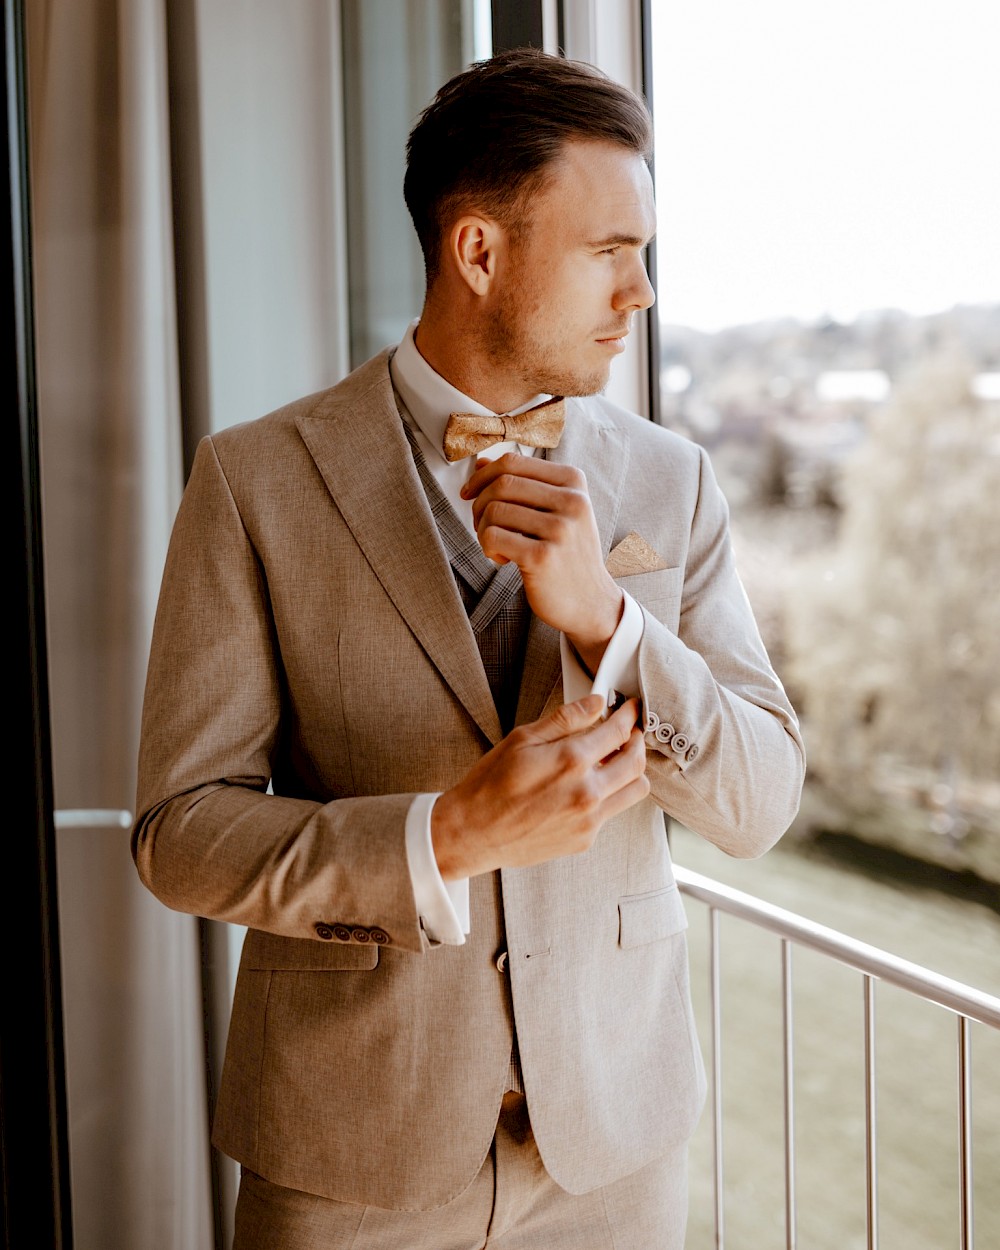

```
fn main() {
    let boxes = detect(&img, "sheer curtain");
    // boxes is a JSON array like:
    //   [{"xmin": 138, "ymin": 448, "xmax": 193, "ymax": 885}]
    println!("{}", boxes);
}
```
[
  {"xmin": 21, "ymin": 2, "xmax": 640, "ymax": 1245},
  {"xmin": 25, "ymin": 1, "xmax": 212, "ymax": 1248},
  {"xmin": 25, "ymin": 0, "xmax": 354, "ymax": 1244}
]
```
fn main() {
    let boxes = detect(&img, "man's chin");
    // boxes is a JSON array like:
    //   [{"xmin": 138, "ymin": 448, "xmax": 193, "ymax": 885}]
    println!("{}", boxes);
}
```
[
  {"xmin": 561, "ymin": 369, "xmax": 612, "ymax": 399},
  {"xmin": 542, "ymin": 360, "xmax": 612, "ymax": 397}
]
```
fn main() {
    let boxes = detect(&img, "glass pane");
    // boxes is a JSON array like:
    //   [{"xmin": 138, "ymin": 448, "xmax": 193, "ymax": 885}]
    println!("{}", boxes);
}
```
[
  {"xmin": 649, "ymin": 0, "xmax": 1000, "ymax": 888},
  {"xmin": 341, "ymin": 0, "xmax": 492, "ymax": 365},
  {"xmin": 648, "ymin": 4, "xmax": 1000, "ymax": 1247}
]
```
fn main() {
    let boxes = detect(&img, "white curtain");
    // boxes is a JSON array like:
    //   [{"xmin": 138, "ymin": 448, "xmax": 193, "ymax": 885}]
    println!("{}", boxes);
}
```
[
  {"xmin": 25, "ymin": 0, "xmax": 353, "ymax": 1244},
  {"xmin": 22, "ymin": 2, "xmax": 627, "ymax": 1243},
  {"xmin": 26, "ymin": 1, "xmax": 213, "ymax": 1246}
]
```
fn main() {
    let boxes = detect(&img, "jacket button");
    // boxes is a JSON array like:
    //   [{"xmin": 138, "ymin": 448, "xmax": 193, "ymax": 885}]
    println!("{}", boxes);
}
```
[
  {"xmin": 671, "ymin": 733, "xmax": 690, "ymax": 753},
  {"xmin": 685, "ymin": 743, "xmax": 700, "ymax": 763},
  {"xmin": 655, "ymin": 722, "xmax": 675, "ymax": 744},
  {"xmin": 644, "ymin": 710, "xmax": 660, "ymax": 734},
  {"xmin": 370, "ymin": 928, "xmax": 390, "ymax": 945},
  {"xmin": 314, "ymin": 923, "xmax": 334, "ymax": 941},
  {"xmin": 495, "ymin": 950, "xmax": 509, "ymax": 973},
  {"xmin": 333, "ymin": 924, "xmax": 352, "ymax": 942},
  {"xmin": 351, "ymin": 926, "xmax": 371, "ymax": 943}
]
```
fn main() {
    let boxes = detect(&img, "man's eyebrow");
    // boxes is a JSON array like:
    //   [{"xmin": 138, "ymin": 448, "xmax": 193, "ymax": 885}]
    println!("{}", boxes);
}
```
[{"xmin": 586, "ymin": 233, "xmax": 656, "ymax": 248}]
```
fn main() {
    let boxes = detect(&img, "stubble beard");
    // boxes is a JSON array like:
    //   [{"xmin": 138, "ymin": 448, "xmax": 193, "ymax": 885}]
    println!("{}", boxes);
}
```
[{"xmin": 480, "ymin": 301, "xmax": 610, "ymax": 401}]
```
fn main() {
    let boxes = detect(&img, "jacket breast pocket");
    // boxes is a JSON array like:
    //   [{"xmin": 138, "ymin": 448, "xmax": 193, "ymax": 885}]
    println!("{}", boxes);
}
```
[
  {"xmin": 615, "ymin": 566, "xmax": 683, "ymax": 630},
  {"xmin": 241, "ymin": 929, "xmax": 380, "ymax": 971},
  {"xmin": 618, "ymin": 883, "xmax": 689, "ymax": 949}
]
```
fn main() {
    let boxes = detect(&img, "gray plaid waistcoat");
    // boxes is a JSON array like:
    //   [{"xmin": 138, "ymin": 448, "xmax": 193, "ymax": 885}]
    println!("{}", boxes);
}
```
[{"xmin": 401, "ymin": 415, "xmax": 529, "ymax": 1093}]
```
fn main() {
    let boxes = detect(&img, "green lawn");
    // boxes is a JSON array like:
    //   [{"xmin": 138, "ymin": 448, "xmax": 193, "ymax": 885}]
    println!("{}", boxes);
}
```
[{"xmin": 670, "ymin": 823, "xmax": 1000, "ymax": 1250}]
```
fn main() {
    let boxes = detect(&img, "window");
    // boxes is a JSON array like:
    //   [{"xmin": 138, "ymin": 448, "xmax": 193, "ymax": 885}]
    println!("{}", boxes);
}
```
[
  {"xmin": 649, "ymin": 0, "xmax": 1000, "ymax": 879},
  {"xmin": 647, "ymin": 5, "xmax": 1000, "ymax": 1245}
]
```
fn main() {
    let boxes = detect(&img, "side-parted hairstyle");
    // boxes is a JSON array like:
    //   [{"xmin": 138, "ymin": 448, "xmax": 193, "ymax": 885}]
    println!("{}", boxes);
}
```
[{"xmin": 404, "ymin": 46, "xmax": 653, "ymax": 283}]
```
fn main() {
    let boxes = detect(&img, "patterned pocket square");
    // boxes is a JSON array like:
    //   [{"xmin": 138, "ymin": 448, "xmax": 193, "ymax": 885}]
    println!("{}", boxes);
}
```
[{"xmin": 605, "ymin": 532, "xmax": 670, "ymax": 577}]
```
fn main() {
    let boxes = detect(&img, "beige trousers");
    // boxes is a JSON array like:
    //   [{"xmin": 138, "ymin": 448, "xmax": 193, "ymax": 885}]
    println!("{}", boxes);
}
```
[{"xmin": 232, "ymin": 1094, "xmax": 688, "ymax": 1250}]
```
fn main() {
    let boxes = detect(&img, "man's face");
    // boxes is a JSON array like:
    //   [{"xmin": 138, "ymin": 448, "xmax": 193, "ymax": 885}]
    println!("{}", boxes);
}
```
[{"xmin": 482, "ymin": 138, "xmax": 656, "ymax": 401}]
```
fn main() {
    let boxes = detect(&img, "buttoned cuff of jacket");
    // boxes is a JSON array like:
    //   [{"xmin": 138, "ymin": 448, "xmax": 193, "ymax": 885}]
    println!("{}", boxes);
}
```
[
  {"xmin": 632, "ymin": 610, "xmax": 705, "ymax": 770},
  {"xmin": 405, "ymin": 792, "xmax": 470, "ymax": 946},
  {"xmin": 560, "ymin": 590, "xmax": 644, "ymax": 710}
]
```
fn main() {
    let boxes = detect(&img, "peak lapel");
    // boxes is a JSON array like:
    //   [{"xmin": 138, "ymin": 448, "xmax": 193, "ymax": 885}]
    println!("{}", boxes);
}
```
[
  {"xmin": 515, "ymin": 399, "xmax": 631, "ymax": 726},
  {"xmin": 297, "ymin": 356, "xmax": 503, "ymax": 746}
]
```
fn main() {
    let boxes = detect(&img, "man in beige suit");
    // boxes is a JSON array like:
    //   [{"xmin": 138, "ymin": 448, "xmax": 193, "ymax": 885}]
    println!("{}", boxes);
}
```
[{"xmin": 132, "ymin": 48, "xmax": 804, "ymax": 1248}]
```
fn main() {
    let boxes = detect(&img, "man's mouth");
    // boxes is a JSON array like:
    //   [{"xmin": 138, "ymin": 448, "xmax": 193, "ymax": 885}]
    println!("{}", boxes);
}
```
[{"xmin": 596, "ymin": 330, "xmax": 630, "ymax": 350}]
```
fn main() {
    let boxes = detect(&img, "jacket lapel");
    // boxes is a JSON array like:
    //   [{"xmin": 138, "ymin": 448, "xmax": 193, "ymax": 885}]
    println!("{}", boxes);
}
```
[
  {"xmin": 296, "ymin": 352, "xmax": 503, "ymax": 746},
  {"xmin": 514, "ymin": 398, "xmax": 631, "ymax": 726}
]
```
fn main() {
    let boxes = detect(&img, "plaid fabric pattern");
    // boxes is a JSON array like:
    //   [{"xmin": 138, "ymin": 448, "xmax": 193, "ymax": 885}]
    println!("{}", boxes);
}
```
[
  {"xmin": 400, "ymin": 416, "xmax": 529, "ymax": 1093},
  {"xmin": 401, "ymin": 424, "xmax": 532, "ymax": 737}
]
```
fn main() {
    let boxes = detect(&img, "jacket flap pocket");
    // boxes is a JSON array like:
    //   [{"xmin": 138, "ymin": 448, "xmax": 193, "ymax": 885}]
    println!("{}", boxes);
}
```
[
  {"xmin": 618, "ymin": 884, "xmax": 688, "ymax": 949},
  {"xmin": 615, "ymin": 567, "xmax": 683, "ymax": 630},
  {"xmin": 614, "ymin": 565, "xmax": 682, "ymax": 607},
  {"xmin": 241, "ymin": 930, "xmax": 380, "ymax": 971}
]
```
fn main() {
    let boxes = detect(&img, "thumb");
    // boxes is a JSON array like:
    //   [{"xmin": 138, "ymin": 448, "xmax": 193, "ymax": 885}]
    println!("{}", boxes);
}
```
[{"xmin": 526, "ymin": 693, "xmax": 606, "ymax": 743}]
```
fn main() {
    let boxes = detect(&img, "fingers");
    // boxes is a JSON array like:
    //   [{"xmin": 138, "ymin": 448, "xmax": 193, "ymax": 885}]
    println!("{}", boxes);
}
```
[
  {"xmin": 596, "ymin": 725, "xmax": 647, "ymax": 782},
  {"xmin": 589, "ymin": 723, "xmax": 650, "ymax": 820},
  {"xmin": 461, "ymin": 454, "xmax": 585, "ymax": 502},
  {"xmin": 470, "ymin": 477, "xmax": 572, "ymax": 529},
  {"xmin": 467, "ymin": 472, "xmax": 588, "ymax": 539},
  {"xmin": 475, "ymin": 497, "xmax": 566, "ymax": 547},
  {"xmin": 478, "ymin": 525, "xmax": 540, "ymax": 569},
  {"xmin": 437, "ymin": 696, "xmax": 648, "ymax": 878},
  {"xmin": 526, "ymin": 693, "xmax": 606, "ymax": 743},
  {"xmin": 583, "ymin": 698, "xmax": 644, "ymax": 762},
  {"xmin": 475, "ymin": 500, "xmax": 579, "ymax": 570},
  {"xmin": 527, "ymin": 694, "xmax": 640, "ymax": 745}
]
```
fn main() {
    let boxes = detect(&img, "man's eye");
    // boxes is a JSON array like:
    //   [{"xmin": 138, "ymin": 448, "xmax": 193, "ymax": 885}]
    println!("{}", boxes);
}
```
[{"xmin": 601, "ymin": 246, "xmax": 621, "ymax": 256}]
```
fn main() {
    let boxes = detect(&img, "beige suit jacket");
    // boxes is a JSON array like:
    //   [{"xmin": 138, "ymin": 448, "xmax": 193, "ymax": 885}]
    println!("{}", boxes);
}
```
[{"xmin": 132, "ymin": 348, "xmax": 805, "ymax": 1210}]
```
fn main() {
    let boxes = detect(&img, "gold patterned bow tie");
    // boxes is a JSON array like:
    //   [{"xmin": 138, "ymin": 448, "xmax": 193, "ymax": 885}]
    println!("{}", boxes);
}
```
[{"xmin": 442, "ymin": 396, "xmax": 565, "ymax": 463}]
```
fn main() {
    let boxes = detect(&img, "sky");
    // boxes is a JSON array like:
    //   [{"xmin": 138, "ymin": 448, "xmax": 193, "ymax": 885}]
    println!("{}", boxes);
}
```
[{"xmin": 649, "ymin": 0, "xmax": 1000, "ymax": 331}]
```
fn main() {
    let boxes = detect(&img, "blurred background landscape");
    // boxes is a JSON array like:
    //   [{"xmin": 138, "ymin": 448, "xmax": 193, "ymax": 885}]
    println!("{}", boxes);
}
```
[
  {"xmin": 649, "ymin": 1, "xmax": 999, "ymax": 1244},
  {"xmin": 656, "ymin": 301, "xmax": 1000, "ymax": 1248},
  {"xmin": 661, "ymin": 303, "xmax": 1000, "ymax": 890}
]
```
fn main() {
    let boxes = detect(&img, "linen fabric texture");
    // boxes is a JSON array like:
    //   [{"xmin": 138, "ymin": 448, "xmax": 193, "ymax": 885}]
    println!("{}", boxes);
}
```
[{"xmin": 131, "ymin": 348, "xmax": 805, "ymax": 1212}]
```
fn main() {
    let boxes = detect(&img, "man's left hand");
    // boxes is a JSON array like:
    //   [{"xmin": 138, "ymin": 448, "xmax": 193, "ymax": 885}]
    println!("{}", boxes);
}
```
[{"xmin": 461, "ymin": 453, "xmax": 623, "ymax": 674}]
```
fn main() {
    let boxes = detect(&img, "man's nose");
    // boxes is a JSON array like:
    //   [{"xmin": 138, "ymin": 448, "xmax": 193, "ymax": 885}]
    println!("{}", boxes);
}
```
[{"xmin": 614, "ymin": 255, "xmax": 656, "ymax": 313}]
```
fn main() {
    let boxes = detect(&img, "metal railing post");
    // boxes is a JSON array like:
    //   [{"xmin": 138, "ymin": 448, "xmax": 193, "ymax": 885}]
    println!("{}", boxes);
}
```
[
  {"xmin": 863, "ymin": 974, "xmax": 878, "ymax": 1250},
  {"xmin": 782, "ymin": 939, "xmax": 796, "ymax": 1250},
  {"xmin": 958, "ymin": 1015, "xmax": 974, "ymax": 1250},
  {"xmin": 710, "ymin": 905, "xmax": 725, "ymax": 1249},
  {"xmin": 673, "ymin": 865, "xmax": 1000, "ymax": 1250}
]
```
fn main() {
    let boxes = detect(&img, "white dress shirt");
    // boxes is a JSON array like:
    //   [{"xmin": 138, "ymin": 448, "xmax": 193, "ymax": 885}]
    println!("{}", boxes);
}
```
[{"xmin": 390, "ymin": 320, "xmax": 644, "ymax": 945}]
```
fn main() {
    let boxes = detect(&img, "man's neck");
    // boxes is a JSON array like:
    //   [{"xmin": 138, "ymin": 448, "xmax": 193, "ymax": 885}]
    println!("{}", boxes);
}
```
[{"xmin": 414, "ymin": 315, "xmax": 532, "ymax": 415}]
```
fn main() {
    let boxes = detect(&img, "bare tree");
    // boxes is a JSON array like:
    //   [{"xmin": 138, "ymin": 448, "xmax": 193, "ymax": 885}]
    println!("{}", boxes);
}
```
[{"xmin": 785, "ymin": 345, "xmax": 1000, "ymax": 846}]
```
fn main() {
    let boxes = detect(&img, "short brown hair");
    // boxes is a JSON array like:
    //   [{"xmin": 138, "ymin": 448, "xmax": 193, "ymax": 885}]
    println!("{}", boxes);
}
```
[{"xmin": 404, "ymin": 47, "xmax": 653, "ymax": 282}]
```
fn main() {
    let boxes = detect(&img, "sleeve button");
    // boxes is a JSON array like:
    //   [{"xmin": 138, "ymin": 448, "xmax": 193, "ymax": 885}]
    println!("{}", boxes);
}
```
[
  {"xmin": 644, "ymin": 711, "xmax": 660, "ymax": 734},
  {"xmin": 671, "ymin": 733, "xmax": 690, "ymax": 753},
  {"xmin": 370, "ymin": 928, "xmax": 390, "ymax": 945},
  {"xmin": 332, "ymin": 924, "xmax": 352, "ymax": 942},
  {"xmin": 685, "ymin": 744, "xmax": 700, "ymax": 763},
  {"xmin": 655, "ymin": 722, "xmax": 675, "ymax": 744},
  {"xmin": 314, "ymin": 923, "xmax": 334, "ymax": 941},
  {"xmin": 351, "ymin": 926, "xmax": 372, "ymax": 943}
]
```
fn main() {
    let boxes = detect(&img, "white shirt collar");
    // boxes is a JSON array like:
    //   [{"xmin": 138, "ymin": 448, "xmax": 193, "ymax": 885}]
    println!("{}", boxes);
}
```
[{"xmin": 389, "ymin": 319, "xmax": 550, "ymax": 465}]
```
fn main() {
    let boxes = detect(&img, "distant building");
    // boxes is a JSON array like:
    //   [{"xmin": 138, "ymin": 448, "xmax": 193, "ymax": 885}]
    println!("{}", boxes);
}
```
[{"xmin": 815, "ymin": 370, "xmax": 891, "ymax": 402}]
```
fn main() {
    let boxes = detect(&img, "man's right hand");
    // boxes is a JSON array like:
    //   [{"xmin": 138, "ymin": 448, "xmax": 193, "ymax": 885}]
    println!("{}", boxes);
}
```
[{"xmin": 431, "ymin": 694, "xmax": 649, "ymax": 880}]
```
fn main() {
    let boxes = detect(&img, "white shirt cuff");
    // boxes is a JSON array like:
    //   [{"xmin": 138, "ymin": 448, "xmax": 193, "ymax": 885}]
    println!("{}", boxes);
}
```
[
  {"xmin": 404, "ymin": 792, "xmax": 469, "ymax": 946},
  {"xmin": 559, "ymin": 591, "xmax": 644, "ymax": 711}
]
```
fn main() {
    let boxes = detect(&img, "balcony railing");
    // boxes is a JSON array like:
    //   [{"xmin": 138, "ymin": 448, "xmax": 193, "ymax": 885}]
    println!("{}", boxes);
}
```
[{"xmin": 675, "ymin": 865, "xmax": 1000, "ymax": 1250}]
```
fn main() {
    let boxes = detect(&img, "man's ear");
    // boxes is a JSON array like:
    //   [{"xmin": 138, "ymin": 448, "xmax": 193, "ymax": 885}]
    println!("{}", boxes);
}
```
[{"xmin": 448, "ymin": 215, "xmax": 504, "ymax": 296}]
